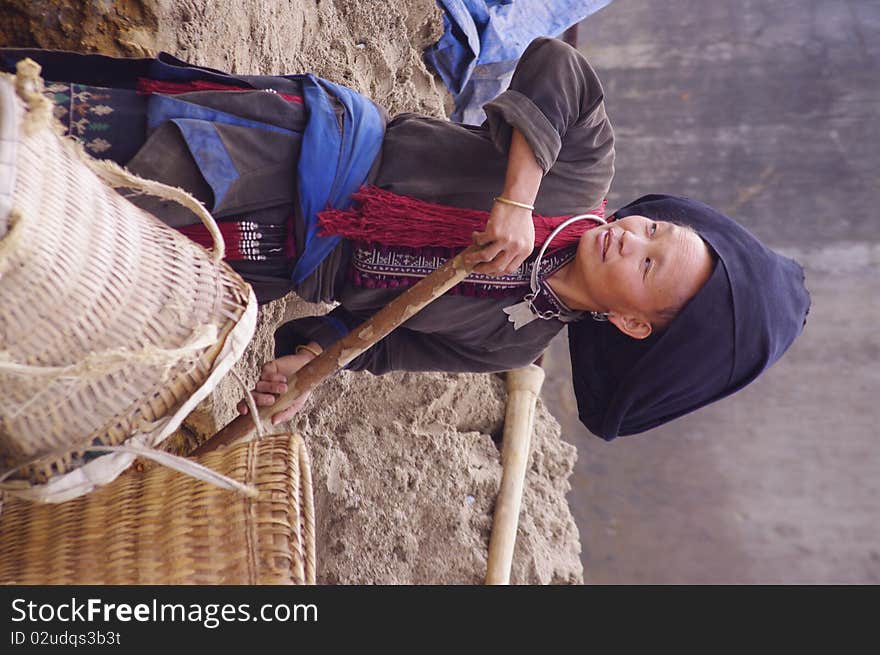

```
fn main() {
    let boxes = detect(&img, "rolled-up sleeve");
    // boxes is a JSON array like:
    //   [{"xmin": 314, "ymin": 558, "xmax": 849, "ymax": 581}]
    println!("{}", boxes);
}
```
[
  {"xmin": 273, "ymin": 309, "xmax": 354, "ymax": 357},
  {"xmin": 483, "ymin": 37, "xmax": 612, "ymax": 174}
]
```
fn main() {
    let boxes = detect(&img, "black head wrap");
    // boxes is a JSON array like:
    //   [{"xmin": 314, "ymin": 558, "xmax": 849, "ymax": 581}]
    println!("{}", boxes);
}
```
[{"xmin": 568, "ymin": 195, "xmax": 811, "ymax": 440}]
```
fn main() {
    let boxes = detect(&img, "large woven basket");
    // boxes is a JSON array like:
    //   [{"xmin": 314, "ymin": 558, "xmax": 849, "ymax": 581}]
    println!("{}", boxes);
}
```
[
  {"xmin": 0, "ymin": 62, "xmax": 257, "ymax": 501},
  {"xmin": 0, "ymin": 433, "xmax": 315, "ymax": 584}
]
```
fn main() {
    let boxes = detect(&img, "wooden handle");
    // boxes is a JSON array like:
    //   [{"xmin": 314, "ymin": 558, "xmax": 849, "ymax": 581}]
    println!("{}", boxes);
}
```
[
  {"xmin": 485, "ymin": 364, "xmax": 545, "ymax": 585},
  {"xmin": 193, "ymin": 244, "xmax": 482, "ymax": 456}
]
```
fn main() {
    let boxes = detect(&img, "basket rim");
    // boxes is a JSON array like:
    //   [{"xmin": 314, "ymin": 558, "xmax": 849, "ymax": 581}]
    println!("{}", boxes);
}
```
[{"xmin": 0, "ymin": 433, "xmax": 316, "ymax": 585}]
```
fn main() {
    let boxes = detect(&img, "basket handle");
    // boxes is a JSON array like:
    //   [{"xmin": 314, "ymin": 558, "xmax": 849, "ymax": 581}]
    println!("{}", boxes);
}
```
[
  {"xmin": 86, "ymin": 159, "xmax": 226, "ymax": 263},
  {"xmin": 13, "ymin": 58, "xmax": 225, "ymax": 263}
]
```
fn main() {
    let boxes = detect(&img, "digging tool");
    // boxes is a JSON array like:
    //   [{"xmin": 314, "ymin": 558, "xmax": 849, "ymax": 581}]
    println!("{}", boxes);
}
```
[
  {"xmin": 193, "ymin": 244, "xmax": 483, "ymax": 456},
  {"xmin": 485, "ymin": 363, "xmax": 545, "ymax": 584}
]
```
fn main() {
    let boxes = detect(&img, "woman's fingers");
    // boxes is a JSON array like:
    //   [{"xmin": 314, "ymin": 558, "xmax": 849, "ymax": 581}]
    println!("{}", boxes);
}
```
[
  {"xmin": 238, "ymin": 391, "xmax": 307, "ymax": 421},
  {"xmin": 468, "ymin": 235, "xmax": 518, "ymax": 271},
  {"xmin": 475, "ymin": 255, "xmax": 511, "ymax": 275},
  {"xmin": 472, "ymin": 229, "xmax": 492, "ymax": 247},
  {"xmin": 253, "ymin": 390, "xmax": 284, "ymax": 406},
  {"xmin": 237, "ymin": 370, "xmax": 288, "ymax": 416},
  {"xmin": 470, "ymin": 229, "xmax": 533, "ymax": 274},
  {"xmin": 238, "ymin": 352, "xmax": 318, "ymax": 419},
  {"xmin": 473, "ymin": 244, "xmax": 529, "ymax": 275},
  {"xmin": 254, "ymin": 379, "xmax": 288, "ymax": 395},
  {"xmin": 469, "ymin": 233, "xmax": 501, "ymax": 260},
  {"xmin": 506, "ymin": 250, "xmax": 530, "ymax": 273},
  {"xmin": 271, "ymin": 392, "xmax": 311, "ymax": 425},
  {"xmin": 236, "ymin": 390, "xmax": 282, "ymax": 414}
]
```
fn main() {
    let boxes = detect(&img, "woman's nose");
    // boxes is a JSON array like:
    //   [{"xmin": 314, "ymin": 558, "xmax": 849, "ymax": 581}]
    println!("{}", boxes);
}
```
[{"xmin": 619, "ymin": 228, "xmax": 643, "ymax": 257}]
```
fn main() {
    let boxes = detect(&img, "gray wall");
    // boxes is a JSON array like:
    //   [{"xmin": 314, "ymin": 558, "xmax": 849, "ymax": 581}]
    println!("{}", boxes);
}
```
[{"xmin": 541, "ymin": 0, "xmax": 880, "ymax": 583}]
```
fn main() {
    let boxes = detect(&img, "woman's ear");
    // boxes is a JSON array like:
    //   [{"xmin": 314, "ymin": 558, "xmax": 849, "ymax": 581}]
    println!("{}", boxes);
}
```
[{"xmin": 608, "ymin": 313, "xmax": 653, "ymax": 340}]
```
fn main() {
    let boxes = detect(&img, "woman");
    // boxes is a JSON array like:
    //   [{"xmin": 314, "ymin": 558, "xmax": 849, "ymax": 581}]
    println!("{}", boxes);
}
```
[{"xmin": 1, "ymin": 38, "xmax": 809, "ymax": 439}]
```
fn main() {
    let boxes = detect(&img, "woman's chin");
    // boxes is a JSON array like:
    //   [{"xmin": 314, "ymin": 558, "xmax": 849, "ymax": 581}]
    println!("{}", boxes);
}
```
[{"xmin": 575, "ymin": 229, "xmax": 601, "ymax": 271}]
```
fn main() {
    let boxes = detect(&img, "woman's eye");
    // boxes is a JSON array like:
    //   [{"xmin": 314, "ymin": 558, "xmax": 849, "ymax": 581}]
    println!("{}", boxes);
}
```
[{"xmin": 650, "ymin": 223, "xmax": 658, "ymax": 236}]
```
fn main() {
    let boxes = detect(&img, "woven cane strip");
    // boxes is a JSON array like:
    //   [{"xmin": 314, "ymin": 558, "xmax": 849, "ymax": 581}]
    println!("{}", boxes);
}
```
[
  {"xmin": 0, "ymin": 434, "xmax": 315, "ymax": 585},
  {"xmin": 299, "ymin": 439, "xmax": 316, "ymax": 584},
  {"xmin": 0, "ymin": 76, "xmax": 251, "ymax": 485}
]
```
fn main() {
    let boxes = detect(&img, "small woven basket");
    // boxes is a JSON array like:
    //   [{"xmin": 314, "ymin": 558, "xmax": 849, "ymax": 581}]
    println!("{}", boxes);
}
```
[
  {"xmin": 0, "ymin": 433, "xmax": 316, "ymax": 584},
  {"xmin": 0, "ymin": 62, "xmax": 257, "ymax": 501}
]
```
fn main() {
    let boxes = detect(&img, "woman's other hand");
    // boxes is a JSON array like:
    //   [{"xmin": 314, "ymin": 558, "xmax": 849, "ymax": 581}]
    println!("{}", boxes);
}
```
[{"xmin": 236, "ymin": 342, "xmax": 322, "ymax": 424}]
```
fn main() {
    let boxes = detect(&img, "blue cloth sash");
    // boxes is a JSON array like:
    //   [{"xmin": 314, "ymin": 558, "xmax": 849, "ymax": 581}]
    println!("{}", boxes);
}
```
[
  {"xmin": 144, "ymin": 74, "xmax": 384, "ymax": 285},
  {"xmin": 291, "ymin": 75, "xmax": 385, "ymax": 284}
]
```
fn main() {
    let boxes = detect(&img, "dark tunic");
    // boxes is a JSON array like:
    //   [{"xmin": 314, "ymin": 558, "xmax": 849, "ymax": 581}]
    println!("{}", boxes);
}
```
[
  {"xmin": 284, "ymin": 37, "xmax": 615, "ymax": 374},
  {"xmin": 3, "ymin": 37, "xmax": 614, "ymax": 375}
]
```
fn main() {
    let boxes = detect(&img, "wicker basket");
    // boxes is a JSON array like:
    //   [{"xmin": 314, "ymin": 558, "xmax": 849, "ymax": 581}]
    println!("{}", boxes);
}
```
[
  {"xmin": 0, "ymin": 433, "xmax": 315, "ymax": 584},
  {"xmin": 0, "ymin": 62, "xmax": 257, "ymax": 502}
]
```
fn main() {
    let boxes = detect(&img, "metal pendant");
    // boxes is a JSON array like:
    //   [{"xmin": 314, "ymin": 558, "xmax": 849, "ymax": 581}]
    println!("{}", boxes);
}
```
[{"xmin": 503, "ymin": 297, "xmax": 539, "ymax": 330}]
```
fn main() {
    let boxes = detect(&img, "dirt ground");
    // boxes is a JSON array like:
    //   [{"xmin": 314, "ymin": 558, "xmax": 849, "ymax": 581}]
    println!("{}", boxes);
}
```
[{"xmin": 0, "ymin": 0, "xmax": 583, "ymax": 584}]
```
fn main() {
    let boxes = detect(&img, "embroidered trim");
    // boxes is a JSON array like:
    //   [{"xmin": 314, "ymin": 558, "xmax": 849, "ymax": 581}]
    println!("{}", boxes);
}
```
[
  {"xmin": 349, "ymin": 242, "xmax": 575, "ymax": 297},
  {"xmin": 176, "ymin": 220, "xmax": 290, "ymax": 261},
  {"xmin": 45, "ymin": 82, "xmax": 114, "ymax": 157}
]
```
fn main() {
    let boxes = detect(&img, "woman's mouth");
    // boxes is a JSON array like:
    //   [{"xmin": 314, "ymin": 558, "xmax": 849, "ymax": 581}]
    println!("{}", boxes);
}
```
[{"xmin": 601, "ymin": 229, "xmax": 611, "ymax": 261}]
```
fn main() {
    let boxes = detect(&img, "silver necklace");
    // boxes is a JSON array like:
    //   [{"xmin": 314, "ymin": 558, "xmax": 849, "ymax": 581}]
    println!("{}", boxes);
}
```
[{"xmin": 502, "ymin": 213, "xmax": 607, "ymax": 330}]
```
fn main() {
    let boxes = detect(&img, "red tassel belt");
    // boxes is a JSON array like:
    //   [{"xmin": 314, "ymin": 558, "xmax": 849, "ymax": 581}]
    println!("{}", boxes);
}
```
[
  {"xmin": 317, "ymin": 185, "xmax": 606, "ymax": 251},
  {"xmin": 136, "ymin": 78, "xmax": 304, "ymax": 104}
]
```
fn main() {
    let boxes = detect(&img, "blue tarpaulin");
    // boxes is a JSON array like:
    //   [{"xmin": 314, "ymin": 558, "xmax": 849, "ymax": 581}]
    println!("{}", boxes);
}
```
[{"xmin": 424, "ymin": 0, "xmax": 613, "ymax": 124}]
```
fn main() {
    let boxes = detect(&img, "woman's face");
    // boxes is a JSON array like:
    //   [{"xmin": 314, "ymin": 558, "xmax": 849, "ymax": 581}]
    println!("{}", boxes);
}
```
[{"xmin": 573, "ymin": 214, "xmax": 714, "ymax": 338}]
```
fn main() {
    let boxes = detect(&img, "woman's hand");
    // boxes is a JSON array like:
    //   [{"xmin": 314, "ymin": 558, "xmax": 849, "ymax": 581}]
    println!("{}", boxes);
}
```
[
  {"xmin": 236, "ymin": 342, "xmax": 322, "ymax": 425},
  {"xmin": 469, "ymin": 200, "xmax": 536, "ymax": 275}
]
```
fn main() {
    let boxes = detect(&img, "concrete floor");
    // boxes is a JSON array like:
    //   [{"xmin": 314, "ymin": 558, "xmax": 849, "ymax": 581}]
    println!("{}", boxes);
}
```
[{"xmin": 540, "ymin": 0, "xmax": 880, "ymax": 583}]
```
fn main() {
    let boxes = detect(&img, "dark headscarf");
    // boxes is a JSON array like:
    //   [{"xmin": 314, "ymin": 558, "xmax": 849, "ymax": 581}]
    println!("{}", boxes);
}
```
[{"xmin": 568, "ymin": 195, "xmax": 811, "ymax": 440}]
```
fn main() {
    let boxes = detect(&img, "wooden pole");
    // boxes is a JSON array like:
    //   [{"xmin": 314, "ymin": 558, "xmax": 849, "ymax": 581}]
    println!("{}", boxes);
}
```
[
  {"xmin": 193, "ymin": 245, "xmax": 482, "ymax": 456},
  {"xmin": 485, "ymin": 364, "xmax": 545, "ymax": 585}
]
